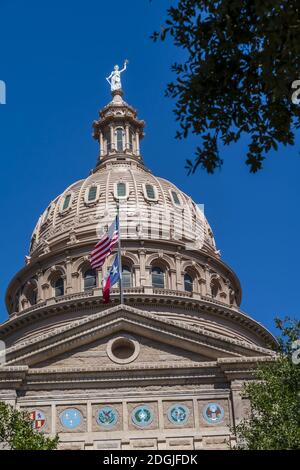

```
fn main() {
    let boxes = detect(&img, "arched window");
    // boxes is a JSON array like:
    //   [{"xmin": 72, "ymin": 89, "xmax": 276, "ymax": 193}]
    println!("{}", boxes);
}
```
[
  {"xmin": 184, "ymin": 273, "xmax": 193, "ymax": 293},
  {"xmin": 152, "ymin": 266, "xmax": 165, "ymax": 289},
  {"xmin": 54, "ymin": 277, "xmax": 64, "ymax": 297},
  {"xmin": 116, "ymin": 128, "xmax": 124, "ymax": 151},
  {"xmin": 122, "ymin": 265, "xmax": 132, "ymax": 288},
  {"xmin": 129, "ymin": 130, "xmax": 134, "ymax": 151},
  {"xmin": 171, "ymin": 190, "xmax": 181, "ymax": 206},
  {"xmin": 117, "ymin": 182, "xmax": 126, "ymax": 198},
  {"xmin": 88, "ymin": 186, "xmax": 97, "ymax": 202},
  {"xmin": 84, "ymin": 269, "xmax": 97, "ymax": 291},
  {"xmin": 24, "ymin": 281, "xmax": 38, "ymax": 306},
  {"xmin": 211, "ymin": 279, "xmax": 220, "ymax": 298},
  {"xmin": 105, "ymin": 131, "xmax": 111, "ymax": 152},
  {"xmin": 146, "ymin": 184, "xmax": 156, "ymax": 200},
  {"xmin": 30, "ymin": 289, "xmax": 37, "ymax": 306},
  {"xmin": 62, "ymin": 194, "xmax": 71, "ymax": 211}
]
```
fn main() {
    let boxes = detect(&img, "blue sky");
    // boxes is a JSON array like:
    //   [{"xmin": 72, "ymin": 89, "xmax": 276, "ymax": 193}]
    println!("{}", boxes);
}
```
[{"xmin": 0, "ymin": 0, "xmax": 299, "ymax": 337}]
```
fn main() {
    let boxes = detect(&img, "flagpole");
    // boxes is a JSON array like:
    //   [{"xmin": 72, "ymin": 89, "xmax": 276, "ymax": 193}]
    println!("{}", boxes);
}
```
[{"xmin": 117, "ymin": 202, "xmax": 124, "ymax": 304}]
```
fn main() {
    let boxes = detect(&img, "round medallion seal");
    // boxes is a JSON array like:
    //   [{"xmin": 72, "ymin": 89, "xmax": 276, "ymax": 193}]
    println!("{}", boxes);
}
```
[
  {"xmin": 167, "ymin": 404, "xmax": 189, "ymax": 425},
  {"xmin": 96, "ymin": 406, "xmax": 118, "ymax": 428},
  {"xmin": 203, "ymin": 403, "xmax": 224, "ymax": 424},
  {"xmin": 60, "ymin": 408, "xmax": 82, "ymax": 430},
  {"xmin": 132, "ymin": 405, "xmax": 153, "ymax": 427}
]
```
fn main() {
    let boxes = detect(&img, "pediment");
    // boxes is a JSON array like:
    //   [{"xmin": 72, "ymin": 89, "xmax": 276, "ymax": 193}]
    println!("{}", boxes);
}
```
[
  {"xmin": 33, "ymin": 331, "xmax": 213, "ymax": 369},
  {"xmin": 5, "ymin": 304, "xmax": 273, "ymax": 368}
]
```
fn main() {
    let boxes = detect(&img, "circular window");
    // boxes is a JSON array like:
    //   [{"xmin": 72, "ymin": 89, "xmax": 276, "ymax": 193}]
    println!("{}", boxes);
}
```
[
  {"xmin": 60, "ymin": 408, "xmax": 82, "ymax": 430},
  {"xmin": 131, "ymin": 405, "xmax": 153, "ymax": 428},
  {"xmin": 203, "ymin": 403, "xmax": 224, "ymax": 424},
  {"xmin": 96, "ymin": 406, "xmax": 118, "ymax": 428},
  {"xmin": 107, "ymin": 336, "xmax": 140, "ymax": 364},
  {"xmin": 167, "ymin": 404, "xmax": 190, "ymax": 425}
]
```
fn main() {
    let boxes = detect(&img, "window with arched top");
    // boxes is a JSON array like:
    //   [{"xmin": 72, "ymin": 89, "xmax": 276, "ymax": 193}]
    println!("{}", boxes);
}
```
[
  {"xmin": 143, "ymin": 183, "xmax": 158, "ymax": 201},
  {"xmin": 105, "ymin": 131, "xmax": 111, "ymax": 152},
  {"xmin": 171, "ymin": 190, "xmax": 181, "ymax": 206},
  {"xmin": 152, "ymin": 266, "xmax": 165, "ymax": 289},
  {"xmin": 88, "ymin": 186, "xmax": 97, "ymax": 202},
  {"xmin": 184, "ymin": 273, "xmax": 193, "ymax": 293},
  {"xmin": 62, "ymin": 194, "xmax": 71, "ymax": 211},
  {"xmin": 24, "ymin": 281, "xmax": 38, "ymax": 306},
  {"xmin": 122, "ymin": 265, "xmax": 132, "ymax": 288},
  {"xmin": 146, "ymin": 184, "xmax": 155, "ymax": 199},
  {"xmin": 54, "ymin": 277, "xmax": 64, "ymax": 297},
  {"xmin": 211, "ymin": 278, "xmax": 220, "ymax": 298},
  {"xmin": 129, "ymin": 129, "xmax": 134, "ymax": 151},
  {"xmin": 117, "ymin": 182, "xmax": 127, "ymax": 198},
  {"xmin": 84, "ymin": 269, "xmax": 97, "ymax": 291},
  {"xmin": 116, "ymin": 128, "xmax": 124, "ymax": 151}
]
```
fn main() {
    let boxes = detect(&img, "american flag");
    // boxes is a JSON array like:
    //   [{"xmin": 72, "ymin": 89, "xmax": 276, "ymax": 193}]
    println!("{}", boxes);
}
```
[{"xmin": 90, "ymin": 216, "xmax": 119, "ymax": 269}]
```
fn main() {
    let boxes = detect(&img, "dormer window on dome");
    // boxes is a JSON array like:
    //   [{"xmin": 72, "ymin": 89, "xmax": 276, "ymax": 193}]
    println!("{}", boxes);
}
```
[
  {"xmin": 115, "ymin": 182, "xmax": 129, "ymax": 200},
  {"xmin": 60, "ymin": 193, "xmax": 74, "ymax": 214},
  {"xmin": 84, "ymin": 185, "xmax": 100, "ymax": 205},
  {"xmin": 170, "ymin": 190, "xmax": 182, "ymax": 206},
  {"xmin": 143, "ymin": 184, "xmax": 158, "ymax": 202}
]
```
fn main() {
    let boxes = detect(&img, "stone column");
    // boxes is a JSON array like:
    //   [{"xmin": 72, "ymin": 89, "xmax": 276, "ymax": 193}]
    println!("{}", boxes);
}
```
[
  {"xmin": 135, "ymin": 131, "xmax": 140, "ymax": 156},
  {"xmin": 110, "ymin": 125, "xmax": 114, "ymax": 151},
  {"xmin": 138, "ymin": 249, "xmax": 146, "ymax": 286},
  {"xmin": 36, "ymin": 270, "xmax": 43, "ymax": 302},
  {"xmin": 170, "ymin": 269, "xmax": 177, "ymax": 290},
  {"xmin": 175, "ymin": 254, "xmax": 182, "ymax": 290},
  {"xmin": 100, "ymin": 131, "xmax": 104, "ymax": 158},
  {"xmin": 41, "ymin": 282, "xmax": 50, "ymax": 301},
  {"xmin": 72, "ymin": 272, "xmax": 80, "ymax": 292},
  {"xmin": 230, "ymin": 380, "xmax": 244, "ymax": 428},
  {"xmin": 125, "ymin": 125, "xmax": 129, "ymax": 150},
  {"xmin": 204, "ymin": 264, "xmax": 211, "ymax": 297},
  {"xmin": 133, "ymin": 264, "xmax": 140, "ymax": 287},
  {"xmin": 65, "ymin": 256, "xmax": 73, "ymax": 294}
]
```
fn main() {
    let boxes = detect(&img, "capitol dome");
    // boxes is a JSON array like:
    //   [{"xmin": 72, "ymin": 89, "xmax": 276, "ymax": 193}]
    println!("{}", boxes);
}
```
[
  {"xmin": 0, "ymin": 83, "xmax": 275, "ymax": 451},
  {"xmin": 29, "ymin": 91, "xmax": 217, "ymax": 261},
  {"xmin": 29, "ymin": 151, "xmax": 218, "ymax": 261}
]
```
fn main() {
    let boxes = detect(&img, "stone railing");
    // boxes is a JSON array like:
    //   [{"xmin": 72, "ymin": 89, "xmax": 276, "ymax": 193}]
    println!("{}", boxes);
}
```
[{"xmin": 11, "ymin": 286, "xmax": 235, "ymax": 317}]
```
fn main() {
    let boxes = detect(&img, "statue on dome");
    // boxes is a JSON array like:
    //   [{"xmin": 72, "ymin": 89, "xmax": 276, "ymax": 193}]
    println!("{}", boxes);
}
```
[{"xmin": 106, "ymin": 60, "xmax": 129, "ymax": 92}]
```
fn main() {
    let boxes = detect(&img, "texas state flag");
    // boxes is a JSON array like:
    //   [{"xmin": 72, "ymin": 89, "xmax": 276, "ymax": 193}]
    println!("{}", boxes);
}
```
[{"xmin": 103, "ymin": 254, "xmax": 121, "ymax": 303}]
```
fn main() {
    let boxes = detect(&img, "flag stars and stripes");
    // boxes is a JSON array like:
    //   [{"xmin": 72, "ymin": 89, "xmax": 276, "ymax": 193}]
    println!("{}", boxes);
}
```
[{"xmin": 90, "ymin": 216, "xmax": 119, "ymax": 269}]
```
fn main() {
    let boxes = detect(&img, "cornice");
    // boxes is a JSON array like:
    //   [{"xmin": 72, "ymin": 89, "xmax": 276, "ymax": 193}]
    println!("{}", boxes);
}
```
[
  {"xmin": 3, "ymin": 305, "xmax": 274, "ymax": 368},
  {"xmin": 0, "ymin": 355, "xmax": 273, "ymax": 389},
  {"xmin": 1, "ymin": 292, "xmax": 276, "ymax": 349}
]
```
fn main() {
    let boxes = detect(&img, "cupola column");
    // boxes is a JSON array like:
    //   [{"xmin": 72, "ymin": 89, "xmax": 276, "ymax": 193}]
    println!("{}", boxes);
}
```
[
  {"xmin": 110, "ymin": 125, "xmax": 114, "ymax": 151},
  {"xmin": 125, "ymin": 125, "xmax": 130, "ymax": 151},
  {"xmin": 99, "ymin": 131, "xmax": 104, "ymax": 158},
  {"xmin": 135, "ymin": 131, "xmax": 140, "ymax": 156}
]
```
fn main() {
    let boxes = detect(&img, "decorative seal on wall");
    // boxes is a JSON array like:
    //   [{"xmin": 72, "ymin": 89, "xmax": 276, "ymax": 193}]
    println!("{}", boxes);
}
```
[
  {"xmin": 96, "ymin": 406, "xmax": 118, "ymax": 428},
  {"xmin": 131, "ymin": 405, "xmax": 153, "ymax": 428},
  {"xmin": 60, "ymin": 408, "xmax": 83, "ymax": 430},
  {"xmin": 203, "ymin": 403, "xmax": 224, "ymax": 424},
  {"xmin": 167, "ymin": 404, "xmax": 190, "ymax": 425},
  {"xmin": 29, "ymin": 410, "xmax": 46, "ymax": 430}
]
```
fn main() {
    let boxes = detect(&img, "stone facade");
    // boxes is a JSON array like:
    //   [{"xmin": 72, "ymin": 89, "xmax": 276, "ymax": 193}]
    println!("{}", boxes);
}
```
[{"xmin": 0, "ymin": 88, "xmax": 276, "ymax": 450}]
